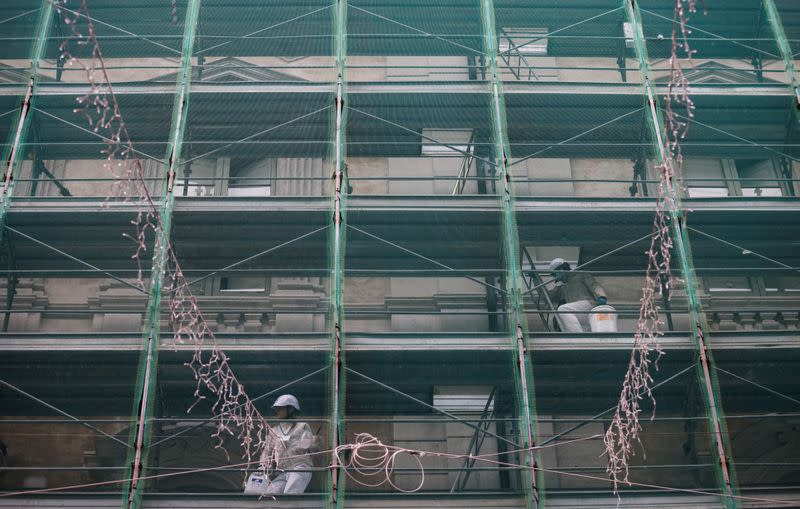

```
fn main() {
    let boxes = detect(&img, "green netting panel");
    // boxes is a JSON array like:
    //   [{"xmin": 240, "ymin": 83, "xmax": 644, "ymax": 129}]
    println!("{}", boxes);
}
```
[
  {"xmin": 533, "ymin": 349, "xmax": 720, "ymax": 496},
  {"xmin": 640, "ymin": 0, "xmax": 787, "ymax": 85},
  {"xmin": 343, "ymin": 349, "xmax": 525, "ymax": 495},
  {"xmin": 178, "ymin": 92, "xmax": 333, "ymax": 198},
  {"xmin": 0, "ymin": 276, "xmax": 148, "ymax": 335},
  {"xmin": 688, "ymin": 222, "xmax": 800, "ymax": 336},
  {"xmin": 44, "ymin": 0, "xmax": 186, "ymax": 84},
  {"xmin": 668, "ymin": 94, "xmax": 800, "ymax": 198},
  {"xmin": 494, "ymin": 0, "xmax": 637, "ymax": 85},
  {"xmin": 0, "ymin": 1, "xmax": 44, "ymax": 76},
  {"xmin": 1, "ymin": 193, "xmax": 155, "ymax": 333},
  {"xmin": 148, "ymin": 350, "xmax": 331, "ymax": 495},
  {"xmin": 504, "ymin": 93, "xmax": 655, "ymax": 199},
  {"xmin": 7, "ymin": 0, "xmax": 179, "ymax": 202},
  {"xmin": 3, "ymin": 0, "xmax": 800, "ymax": 505},
  {"xmin": 179, "ymin": 2, "xmax": 335, "ymax": 198},
  {"xmin": 194, "ymin": 0, "xmax": 334, "ymax": 85},
  {"xmin": 0, "ymin": 350, "xmax": 140, "ymax": 494},
  {"xmin": 167, "ymin": 207, "xmax": 331, "ymax": 336},
  {"xmin": 346, "ymin": 92, "xmax": 498, "ymax": 197},
  {"xmin": 163, "ymin": 3, "xmax": 337, "ymax": 502},
  {"xmin": 506, "ymin": 90, "xmax": 683, "ymax": 337},
  {"xmin": 345, "ymin": 0, "xmax": 496, "ymax": 199},
  {"xmin": 343, "ymin": 208, "xmax": 508, "ymax": 335},
  {"xmin": 347, "ymin": 0, "xmax": 485, "ymax": 79},
  {"xmin": 14, "ymin": 92, "xmax": 173, "ymax": 198},
  {"xmin": 716, "ymin": 348, "xmax": 800, "ymax": 491}
]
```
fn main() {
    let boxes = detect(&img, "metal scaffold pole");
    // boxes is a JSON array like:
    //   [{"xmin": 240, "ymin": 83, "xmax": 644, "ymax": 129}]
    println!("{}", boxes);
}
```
[
  {"xmin": 0, "ymin": 0, "xmax": 55, "ymax": 244},
  {"xmin": 124, "ymin": 2, "xmax": 201, "ymax": 508},
  {"xmin": 479, "ymin": 0, "xmax": 543, "ymax": 507},
  {"xmin": 623, "ymin": 1, "xmax": 739, "ymax": 507},
  {"xmin": 762, "ymin": 0, "xmax": 800, "ymax": 122},
  {"xmin": 328, "ymin": 0, "xmax": 348, "ymax": 507}
]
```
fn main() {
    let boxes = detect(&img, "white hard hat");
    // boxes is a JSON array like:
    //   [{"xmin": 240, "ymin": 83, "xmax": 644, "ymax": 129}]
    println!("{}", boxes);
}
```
[
  {"xmin": 548, "ymin": 258, "xmax": 567, "ymax": 272},
  {"xmin": 272, "ymin": 394, "xmax": 300, "ymax": 411}
]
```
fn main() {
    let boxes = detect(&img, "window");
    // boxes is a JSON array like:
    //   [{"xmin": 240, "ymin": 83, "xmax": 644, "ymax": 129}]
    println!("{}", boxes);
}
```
[
  {"xmin": 177, "ymin": 158, "xmax": 217, "ymax": 197},
  {"xmin": 433, "ymin": 386, "xmax": 494, "ymax": 413},
  {"xmin": 735, "ymin": 159, "xmax": 782, "ymax": 197},
  {"xmin": 498, "ymin": 28, "xmax": 548, "ymax": 56},
  {"xmin": 705, "ymin": 276, "xmax": 753, "ymax": 294},
  {"xmin": 174, "ymin": 180, "xmax": 215, "ymax": 197},
  {"xmin": 227, "ymin": 158, "xmax": 273, "ymax": 197},
  {"xmin": 420, "ymin": 129, "xmax": 473, "ymax": 156},
  {"xmin": 684, "ymin": 159, "xmax": 729, "ymax": 198},
  {"xmin": 764, "ymin": 276, "xmax": 800, "ymax": 294},
  {"xmin": 683, "ymin": 158, "xmax": 785, "ymax": 198},
  {"xmin": 219, "ymin": 276, "xmax": 270, "ymax": 293}
]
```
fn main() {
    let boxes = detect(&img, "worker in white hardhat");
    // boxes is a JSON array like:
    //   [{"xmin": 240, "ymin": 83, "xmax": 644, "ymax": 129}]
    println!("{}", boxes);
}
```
[
  {"xmin": 245, "ymin": 394, "xmax": 316, "ymax": 495},
  {"xmin": 547, "ymin": 258, "xmax": 608, "ymax": 333}
]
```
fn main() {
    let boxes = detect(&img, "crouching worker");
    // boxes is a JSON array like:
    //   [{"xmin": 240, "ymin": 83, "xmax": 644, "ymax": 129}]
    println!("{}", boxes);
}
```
[
  {"xmin": 548, "ymin": 258, "xmax": 608, "ymax": 333},
  {"xmin": 244, "ymin": 394, "xmax": 316, "ymax": 495}
]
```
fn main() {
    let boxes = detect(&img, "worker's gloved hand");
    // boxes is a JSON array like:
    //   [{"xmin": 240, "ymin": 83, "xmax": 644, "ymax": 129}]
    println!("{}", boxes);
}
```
[{"xmin": 596, "ymin": 296, "xmax": 607, "ymax": 306}]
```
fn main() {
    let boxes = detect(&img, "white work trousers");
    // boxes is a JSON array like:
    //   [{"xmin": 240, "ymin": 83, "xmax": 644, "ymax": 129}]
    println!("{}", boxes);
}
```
[
  {"xmin": 557, "ymin": 299, "xmax": 594, "ymax": 333},
  {"xmin": 265, "ymin": 468, "xmax": 312, "ymax": 495}
]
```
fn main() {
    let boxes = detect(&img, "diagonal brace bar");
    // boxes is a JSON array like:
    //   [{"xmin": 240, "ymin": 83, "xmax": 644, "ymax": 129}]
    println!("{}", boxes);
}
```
[
  {"xmin": 3, "ymin": 225, "xmax": 147, "ymax": 294},
  {"xmin": 347, "ymin": 107, "xmax": 498, "ymax": 169},
  {"xmin": 687, "ymin": 226, "xmax": 800, "ymax": 275},
  {"xmin": 0, "ymin": 379, "xmax": 131, "ymax": 448},
  {"xmin": 714, "ymin": 366, "xmax": 800, "ymax": 407},
  {"xmin": 345, "ymin": 367, "xmax": 520, "ymax": 449},
  {"xmin": 348, "ymin": 224, "xmax": 507, "ymax": 294},
  {"xmin": 186, "ymin": 225, "xmax": 329, "ymax": 286},
  {"xmin": 539, "ymin": 365, "xmax": 694, "ymax": 447},
  {"xmin": 150, "ymin": 366, "xmax": 328, "ymax": 447}
]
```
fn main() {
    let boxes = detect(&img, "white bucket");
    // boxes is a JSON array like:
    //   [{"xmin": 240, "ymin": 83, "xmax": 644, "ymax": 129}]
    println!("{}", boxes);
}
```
[
  {"xmin": 589, "ymin": 305, "xmax": 618, "ymax": 333},
  {"xmin": 244, "ymin": 472, "xmax": 269, "ymax": 495}
]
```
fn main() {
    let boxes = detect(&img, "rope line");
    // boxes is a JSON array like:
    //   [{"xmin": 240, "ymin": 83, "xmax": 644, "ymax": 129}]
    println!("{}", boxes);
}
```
[
  {"xmin": 2, "ymin": 433, "xmax": 799, "ymax": 506},
  {"xmin": 348, "ymin": 4, "xmax": 484, "ymax": 56},
  {"xmin": 0, "ymin": 8, "xmax": 41, "ymax": 26}
]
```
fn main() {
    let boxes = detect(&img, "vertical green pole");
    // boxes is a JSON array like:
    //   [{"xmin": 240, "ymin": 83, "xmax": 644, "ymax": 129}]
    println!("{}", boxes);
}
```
[
  {"xmin": 762, "ymin": 0, "xmax": 800, "ymax": 123},
  {"xmin": 479, "ymin": 1, "xmax": 543, "ymax": 507},
  {"xmin": 328, "ymin": 0, "xmax": 348, "ymax": 507},
  {"xmin": 124, "ymin": 2, "xmax": 201, "ymax": 508},
  {"xmin": 0, "ymin": 0, "xmax": 55, "ymax": 243},
  {"xmin": 623, "ymin": 1, "xmax": 739, "ymax": 507}
]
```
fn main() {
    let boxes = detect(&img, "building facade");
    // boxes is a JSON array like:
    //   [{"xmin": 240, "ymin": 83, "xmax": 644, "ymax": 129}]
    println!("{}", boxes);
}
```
[{"xmin": 1, "ymin": 0, "xmax": 799, "ymax": 507}]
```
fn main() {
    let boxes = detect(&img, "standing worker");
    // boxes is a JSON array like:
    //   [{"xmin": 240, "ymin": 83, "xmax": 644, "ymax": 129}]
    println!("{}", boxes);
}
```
[
  {"xmin": 548, "ymin": 258, "xmax": 608, "ymax": 333},
  {"xmin": 245, "ymin": 394, "xmax": 316, "ymax": 495}
]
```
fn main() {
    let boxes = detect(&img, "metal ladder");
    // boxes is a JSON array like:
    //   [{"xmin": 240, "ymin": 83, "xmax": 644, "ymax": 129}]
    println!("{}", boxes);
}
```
[{"xmin": 521, "ymin": 247, "xmax": 565, "ymax": 332}]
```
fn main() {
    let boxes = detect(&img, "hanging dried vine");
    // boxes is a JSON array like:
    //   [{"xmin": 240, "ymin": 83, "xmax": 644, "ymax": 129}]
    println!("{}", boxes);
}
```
[
  {"xmin": 54, "ymin": 0, "xmax": 159, "ymax": 290},
  {"xmin": 603, "ymin": 0, "xmax": 700, "ymax": 494},
  {"xmin": 53, "ymin": 0, "xmax": 282, "ymax": 475},
  {"xmin": 54, "ymin": 0, "xmax": 708, "ymax": 496}
]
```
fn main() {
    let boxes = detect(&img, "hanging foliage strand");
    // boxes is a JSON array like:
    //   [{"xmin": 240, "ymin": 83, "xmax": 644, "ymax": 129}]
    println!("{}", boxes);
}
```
[
  {"xmin": 53, "ymin": 0, "xmax": 283, "ymax": 477},
  {"xmin": 603, "ymin": 0, "xmax": 700, "ymax": 494}
]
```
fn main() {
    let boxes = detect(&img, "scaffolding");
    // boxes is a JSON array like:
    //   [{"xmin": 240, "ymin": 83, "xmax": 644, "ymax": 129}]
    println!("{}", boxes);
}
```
[{"xmin": 1, "ymin": 0, "xmax": 800, "ymax": 508}]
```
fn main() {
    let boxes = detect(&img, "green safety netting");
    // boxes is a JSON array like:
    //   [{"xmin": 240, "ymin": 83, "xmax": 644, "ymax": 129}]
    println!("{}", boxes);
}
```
[{"xmin": 1, "ymin": 0, "xmax": 799, "ymax": 506}]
